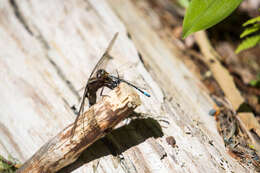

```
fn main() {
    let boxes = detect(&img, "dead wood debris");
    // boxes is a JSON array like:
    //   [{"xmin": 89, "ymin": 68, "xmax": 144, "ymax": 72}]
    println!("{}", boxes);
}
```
[
  {"xmin": 137, "ymin": 0, "xmax": 260, "ymax": 170},
  {"xmin": 212, "ymin": 97, "xmax": 260, "ymax": 171}
]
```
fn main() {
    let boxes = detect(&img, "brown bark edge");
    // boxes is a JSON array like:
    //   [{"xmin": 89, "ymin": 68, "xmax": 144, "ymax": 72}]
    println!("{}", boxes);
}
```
[{"xmin": 17, "ymin": 83, "xmax": 141, "ymax": 173}]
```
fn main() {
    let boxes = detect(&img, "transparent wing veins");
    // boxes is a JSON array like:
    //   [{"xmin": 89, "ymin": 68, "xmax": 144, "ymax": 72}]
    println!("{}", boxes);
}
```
[{"xmin": 71, "ymin": 32, "xmax": 119, "ymax": 138}]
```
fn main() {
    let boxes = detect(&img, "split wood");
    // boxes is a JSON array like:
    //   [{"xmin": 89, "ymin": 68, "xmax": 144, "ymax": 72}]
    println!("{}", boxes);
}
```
[{"xmin": 16, "ymin": 83, "xmax": 141, "ymax": 173}]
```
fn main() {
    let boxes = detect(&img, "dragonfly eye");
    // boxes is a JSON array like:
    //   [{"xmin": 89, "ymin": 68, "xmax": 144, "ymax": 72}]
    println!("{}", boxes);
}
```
[{"xmin": 97, "ymin": 69, "xmax": 106, "ymax": 78}]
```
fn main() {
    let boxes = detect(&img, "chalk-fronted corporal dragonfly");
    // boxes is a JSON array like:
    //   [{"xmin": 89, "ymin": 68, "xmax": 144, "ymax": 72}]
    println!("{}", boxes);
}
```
[{"xmin": 71, "ymin": 32, "xmax": 150, "ymax": 137}]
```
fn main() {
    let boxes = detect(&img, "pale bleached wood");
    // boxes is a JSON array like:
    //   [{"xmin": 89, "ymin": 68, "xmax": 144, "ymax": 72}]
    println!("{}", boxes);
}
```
[
  {"xmin": 0, "ymin": 0, "xmax": 77, "ymax": 162},
  {"xmin": 16, "ymin": 83, "xmax": 141, "ymax": 173},
  {"xmin": 107, "ymin": 0, "xmax": 255, "ymax": 172},
  {"xmin": 0, "ymin": 0, "xmax": 255, "ymax": 172}
]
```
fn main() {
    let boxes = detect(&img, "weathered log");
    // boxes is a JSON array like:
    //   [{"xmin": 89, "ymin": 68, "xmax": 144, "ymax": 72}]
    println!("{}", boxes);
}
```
[
  {"xmin": 16, "ymin": 83, "xmax": 141, "ymax": 173},
  {"xmin": 0, "ymin": 0, "xmax": 256, "ymax": 172}
]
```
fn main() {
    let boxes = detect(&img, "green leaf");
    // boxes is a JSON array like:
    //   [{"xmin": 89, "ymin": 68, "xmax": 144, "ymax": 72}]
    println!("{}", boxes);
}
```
[
  {"xmin": 249, "ymin": 79, "xmax": 260, "ymax": 87},
  {"xmin": 236, "ymin": 34, "xmax": 260, "ymax": 53},
  {"xmin": 177, "ymin": 0, "xmax": 190, "ymax": 8},
  {"xmin": 240, "ymin": 23, "xmax": 260, "ymax": 38},
  {"xmin": 182, "ymin": 0, "xmax": 243, "ymax": 38},
  {"xmin": 243, "ymin": 16, "xmax": 260, "ymax": 26},
  {"xmin": 257, "ymin": 73, "xmax": 260, "ymax": 79},
  {"xmin": 250, "ymin": 80, "xmax": 258, "ymax": 86}
]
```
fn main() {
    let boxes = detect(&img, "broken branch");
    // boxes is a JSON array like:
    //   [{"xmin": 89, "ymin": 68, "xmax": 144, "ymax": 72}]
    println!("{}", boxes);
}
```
[{"xmin": 17, "ymin": 83, "xmax": 141, "ymax": 173}]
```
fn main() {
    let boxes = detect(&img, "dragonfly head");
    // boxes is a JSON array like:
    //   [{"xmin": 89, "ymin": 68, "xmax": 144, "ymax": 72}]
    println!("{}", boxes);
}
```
[
  {"xmin": 96, "ymin": 69, "xmax": 109, "ymax": 79},
  {"xmin": 111, "ymin": 77, "xmax": 120, "ymax": 88}
]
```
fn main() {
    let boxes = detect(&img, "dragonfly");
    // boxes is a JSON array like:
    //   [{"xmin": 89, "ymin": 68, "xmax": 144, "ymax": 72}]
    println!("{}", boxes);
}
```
[{"xmin": 71, "ymin": 32, "xmax": 150, "ymax": 137}]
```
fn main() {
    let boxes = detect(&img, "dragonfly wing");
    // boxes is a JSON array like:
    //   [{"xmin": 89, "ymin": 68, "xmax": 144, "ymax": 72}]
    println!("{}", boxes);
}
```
[
  {"xmin": 71, "ymin": 84, "xmax": 88, "ymax": 137},
  {"xmin": 88, "ymin": 32, "xmax": 119, "ymax": 79},
  {"xmin": 76, "ymin": 32, "xmax": 119, "ymax": 101},
  {"xmin": 71, "ymin": 32, "xmax": 119, "ymax": 138},
  {"xmin": 77, "ymin": 32, "xmax": 119, "ymax": 104}
]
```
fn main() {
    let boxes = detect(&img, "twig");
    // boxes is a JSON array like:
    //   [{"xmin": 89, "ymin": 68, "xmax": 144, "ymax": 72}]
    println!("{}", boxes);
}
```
[{"xmin": 16, "ymin": 83, "xmax": 141, "ymax": 173}]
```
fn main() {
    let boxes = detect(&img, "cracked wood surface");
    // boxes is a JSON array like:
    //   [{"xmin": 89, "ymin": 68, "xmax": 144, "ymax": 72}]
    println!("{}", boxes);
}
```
[
  {"xmin": 16, "ymin": 83, "xmax": 141, "ymax": 173},
  {"xmin": 0, "ymin": 0, "xmax": 254, "ymax": 172}
]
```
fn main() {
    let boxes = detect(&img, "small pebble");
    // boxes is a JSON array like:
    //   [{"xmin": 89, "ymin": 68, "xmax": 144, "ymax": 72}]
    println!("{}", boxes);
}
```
[
  {"xmin": 209, "ymin": 109, "xmax": 217, "ymax": 116},
  {"xmin": 166, "ymin": 136, "xmax": 176, "ymax": 148}
]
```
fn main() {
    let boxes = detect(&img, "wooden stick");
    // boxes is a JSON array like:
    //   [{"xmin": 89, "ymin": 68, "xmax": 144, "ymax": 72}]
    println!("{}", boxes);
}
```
[{"xmin": 16, "ymin": 83, "xmax": 141, "ymax": 173}]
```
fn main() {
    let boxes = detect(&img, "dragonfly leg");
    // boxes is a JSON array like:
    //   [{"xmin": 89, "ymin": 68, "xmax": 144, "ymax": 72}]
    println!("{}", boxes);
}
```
[
  {"xmin": 100, "ymin": 86, "xmax": 105, "ymax": 97},
  {"xmin": 100, "ymin": 86, "xmax": 111, "ymax": 100},
  {"xmin": 116, "ymin": 69, "xmax": 120, "ymax": 78}
]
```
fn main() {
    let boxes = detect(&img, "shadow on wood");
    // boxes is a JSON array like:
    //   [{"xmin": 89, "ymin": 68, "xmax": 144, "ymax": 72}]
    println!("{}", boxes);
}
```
[{"xmin": 60, "ymin": 115, "xmax": 163, "ymax": 172}]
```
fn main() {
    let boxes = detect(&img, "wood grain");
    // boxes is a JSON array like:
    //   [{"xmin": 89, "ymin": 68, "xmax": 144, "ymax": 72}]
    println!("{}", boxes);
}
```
[
  {"xmin": 16, "ymin": 83, "xmax": 141, "ymax": 173},
  {"xmin": 0, "ymin": 0, "xmax": 255, "ymax": 172}
]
